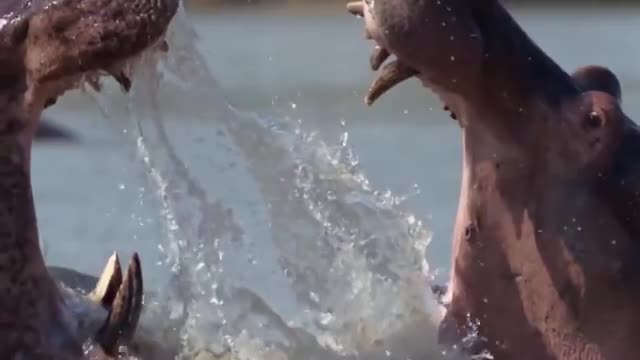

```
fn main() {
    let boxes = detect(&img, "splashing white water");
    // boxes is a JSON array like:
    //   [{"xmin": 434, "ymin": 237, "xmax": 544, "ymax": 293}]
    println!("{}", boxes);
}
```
[{"xmin": 84, "ymin": 3, "xmax": 456, "ymax": 360}]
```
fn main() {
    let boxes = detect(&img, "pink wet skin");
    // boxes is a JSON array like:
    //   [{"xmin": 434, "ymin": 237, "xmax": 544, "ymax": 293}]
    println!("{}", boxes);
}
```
[{"xmin": 348, "ymin": 0, "xmax": 640, "ymax": 359}]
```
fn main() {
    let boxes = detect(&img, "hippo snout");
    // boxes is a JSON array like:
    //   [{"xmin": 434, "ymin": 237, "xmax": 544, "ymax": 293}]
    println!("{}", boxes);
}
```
[
  {"xmin": 25, "ymin": 0, "xmax": 177, "ymax": 90},
  {"xmin": 347, "ymin": 0, "xmax": 486, "ymax": 105}
]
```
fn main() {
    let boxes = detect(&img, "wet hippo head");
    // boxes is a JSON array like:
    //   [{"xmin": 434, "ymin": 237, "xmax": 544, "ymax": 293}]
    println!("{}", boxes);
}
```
[
  {"xmin": 0, "ymin": 0, "xmax": 177, "ymax": 358},
  {"xmin": 349, "ymin": 1, "xmax": 640, "ymax": 359}
]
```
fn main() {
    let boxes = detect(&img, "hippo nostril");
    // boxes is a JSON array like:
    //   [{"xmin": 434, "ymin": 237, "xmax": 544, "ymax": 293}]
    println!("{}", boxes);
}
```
[
  {"xmin": 584, "ymin": 111, "xmax": 602, "ymax": 130},
  {"xmin": 464, "ymin": 221, "xmax": 480, "ymax": 244}
]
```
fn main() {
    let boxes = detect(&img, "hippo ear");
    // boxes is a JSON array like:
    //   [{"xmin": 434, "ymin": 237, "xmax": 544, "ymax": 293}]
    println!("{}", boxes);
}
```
[
  {"xmin": 88, "ymin": 252, "xmax": 123, "ymax": 307},
  {"xmin": 94, "ymin": 253, "xmax": 144, "ymax": 356},
  {"xmin": 571, "ymin": 65, "xmax": 622, "ymax": 103}
]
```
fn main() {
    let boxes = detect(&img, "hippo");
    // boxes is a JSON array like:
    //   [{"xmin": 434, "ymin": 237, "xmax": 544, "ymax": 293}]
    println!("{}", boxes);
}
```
[
  {"xmin": 36, "ymin": 118, "xmax": 75, "ymax": 142},
  {"xmin": 48, "ymin": 262, "xmax": 185, "ymax": 360},
  {"xmin": 0, "ymin": 0, "xmax": 177, "ymax": 357},
  {"xmin": 347, "ymin": 1, "xmax": 640, "ymax": 359}
]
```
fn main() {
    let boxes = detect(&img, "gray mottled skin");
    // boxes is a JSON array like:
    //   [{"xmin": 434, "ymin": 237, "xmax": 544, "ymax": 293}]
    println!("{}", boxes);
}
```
[
  {"xmin": 49, "ymin": 266, "xmax": 182, "ymax": 360},
  {"xmin": 348, "ymin": 0, "xmax": 640, "ymax": 359},
  {"xmin": 0, "ymin": 0, "xmax": 177, "ymax": 358}
]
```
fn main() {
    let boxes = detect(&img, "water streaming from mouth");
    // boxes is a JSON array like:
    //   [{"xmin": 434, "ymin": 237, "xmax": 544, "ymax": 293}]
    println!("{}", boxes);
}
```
[{"xmin": 85, "ymin": 4, "xmax": 453, "ymax": 360}]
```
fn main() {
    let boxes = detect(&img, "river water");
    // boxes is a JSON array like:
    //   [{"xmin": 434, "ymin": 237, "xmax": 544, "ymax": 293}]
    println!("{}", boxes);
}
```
[{"xmin": 33, "ymin": 3, "xmax": 640, "ymax": 359}]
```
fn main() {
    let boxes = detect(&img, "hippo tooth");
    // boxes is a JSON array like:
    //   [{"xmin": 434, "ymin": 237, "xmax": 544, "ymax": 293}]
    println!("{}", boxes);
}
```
[
  {"xmin": 122, "ymin": 252, "xmax": 144, "ymax": 342},
  {"xmin": 158, "ymin": 39, "xmax": 169, "ymax": 53},
  {"xmin": 366, "ymin": 60, "xmax": 417, "ymax": 106},
  {"xmin": 370, "ymin": 45, "xmax": 390, "ymax": 71},
  {"xmin": 94, "ymin": 253, "xmax": 144, "ymax": 355},
  {"xmin": 88, "ymin": 252, "xmax": 123, "ymax": 308},
  {"xmin": 85, "ymin": 74, "xmax": 102, "ymax": 93},
  {"xmin": 346, "ymin": 1, "xmax": 365, "ymax": 17},
  {"xmin": 111, "ymin": 71, "xmax": 132, "ymax": 92}
]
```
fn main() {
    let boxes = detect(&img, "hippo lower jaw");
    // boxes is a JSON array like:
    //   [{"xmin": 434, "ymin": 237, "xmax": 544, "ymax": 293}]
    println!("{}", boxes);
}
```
[
  {"xmin": 349, "ymin": 1, "xmax": 640, "ymax": 359},
  {"xmin": 82, "ymin": 253, "xmax": 144, "ymax": 357},
  {"xmin": 0, "ymin": 0, "xmax": 177, "ymax": 357},
  {"xmin": 46, "ymin": 252, "xmax": 143, "ymax": 359}
]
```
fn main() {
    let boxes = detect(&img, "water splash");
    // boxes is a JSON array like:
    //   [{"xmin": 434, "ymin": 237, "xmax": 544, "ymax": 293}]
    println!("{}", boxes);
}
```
[{"xmin": 85, "ymin": 3, "xmax": 449, "ymax": 359}]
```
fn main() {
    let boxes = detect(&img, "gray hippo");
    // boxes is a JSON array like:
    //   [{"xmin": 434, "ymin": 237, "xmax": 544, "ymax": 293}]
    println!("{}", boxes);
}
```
[
  {"xmin": 348, "ymin": 1, "xmax": 640, "ymax": 359},
  {"xmin": 0, "ymin": 0, "xmax": 177, "ymax": 358},
  {"xmin": 36, "ymin": 118, "xmax": 75, "ymax": 142}
]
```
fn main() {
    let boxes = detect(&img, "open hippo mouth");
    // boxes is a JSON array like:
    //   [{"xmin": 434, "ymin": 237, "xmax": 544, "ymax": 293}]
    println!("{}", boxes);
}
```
[
  {"xmin": 349, "ymin": 1, "xmax": 640, "ymax": 359},
  {"xmin": 0, "ymin": 0, "xmax": 177, "ymax": 358}
]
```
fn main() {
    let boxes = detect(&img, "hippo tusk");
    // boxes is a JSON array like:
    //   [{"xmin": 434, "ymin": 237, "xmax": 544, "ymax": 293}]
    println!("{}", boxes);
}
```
[
  {"xmin": 83, "ymin": 67, "xmax": 131, "ymax": 93},
  {"xmin": 370, "ymin": 45, "xmax": 390, "ymax": 71},
  {"xmin": 105, "ymin": 68, "xmax": 132, "ymax": 92},
  {"xmin": 94, "ymin": 253, "xmax": 144, "ymax": 356},
  {"xmin": 123, "ymin": 253, "xmax": 144, "ymax": 341},
  {"xmin": 346, "ymin": 0, "xmax": 414, "ymax": 104},
  {"xmin": 112, "ymin": 71, "xmax": 132, "ymax": 92},
  {"xmin": 88, "ymin": 252, "xmax": 123, "ymax": 307},
  {"xmin": 366, "ymin": 59, "xmax": 418, "ymax": 106}
]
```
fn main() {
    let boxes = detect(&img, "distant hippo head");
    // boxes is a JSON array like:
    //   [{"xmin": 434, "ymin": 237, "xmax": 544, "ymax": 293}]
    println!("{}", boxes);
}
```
[
  {"xmin": 0, "ymin": 0, "xmax": 176, "ymax": 358},
  {"xmin": 349, "ymin": 1, "xmax": 640, "ymax": 359}
]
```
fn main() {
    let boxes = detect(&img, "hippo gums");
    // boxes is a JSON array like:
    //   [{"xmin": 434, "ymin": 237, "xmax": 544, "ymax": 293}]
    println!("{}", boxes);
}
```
[
  {"xmin": 348, "ymin": 1, "xmax": 640, "ymax": 359},
  {"xmin": 0, "ymin": 0, "xmax": 177, "ymax": 358}
]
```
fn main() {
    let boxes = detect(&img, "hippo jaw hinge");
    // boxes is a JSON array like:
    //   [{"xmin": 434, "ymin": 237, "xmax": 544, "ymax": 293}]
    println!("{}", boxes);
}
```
[{"xmin": 90, "ymin": 252, "xmax": 144, "ymax": 356}]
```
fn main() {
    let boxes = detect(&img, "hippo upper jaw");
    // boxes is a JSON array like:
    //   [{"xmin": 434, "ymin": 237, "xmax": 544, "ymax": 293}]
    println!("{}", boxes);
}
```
[
  {"xmin": 0, "ymin": 0, "xmax": 176, "ymax": 357},
  {"xmin": 22, "ymin": 0, "xmax": 177, "ymax": 117},
  {"xmin": 348, "ymin": 0, "xmax": 625, "ymax": 177}
]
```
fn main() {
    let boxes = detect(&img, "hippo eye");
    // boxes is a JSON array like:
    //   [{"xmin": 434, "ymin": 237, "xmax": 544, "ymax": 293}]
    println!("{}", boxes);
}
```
[{"xmin": 584, "ymin": 111, "xmax": 602, "ymax": 130}]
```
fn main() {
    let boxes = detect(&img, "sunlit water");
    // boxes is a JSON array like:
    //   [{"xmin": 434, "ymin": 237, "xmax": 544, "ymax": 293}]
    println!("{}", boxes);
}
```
[{"xmin": 33, "ymin": 3, "xmax": 640, "ymax": 359}]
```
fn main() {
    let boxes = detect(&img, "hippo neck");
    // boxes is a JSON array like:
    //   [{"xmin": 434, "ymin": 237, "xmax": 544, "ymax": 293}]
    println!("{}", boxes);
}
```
[
  {"xmin": 0, "ymin": 137, "xmax": 48, "ymax": 273},
  {"xmin": 0, "ymin": 94, "xmax": 59, "ymax": 338},
  {"xmin": 470, "ymin": 2, "xmax": 580, "ymax": 114}
]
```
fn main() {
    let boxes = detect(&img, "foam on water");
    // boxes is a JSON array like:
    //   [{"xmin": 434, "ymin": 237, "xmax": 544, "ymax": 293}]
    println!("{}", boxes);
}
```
[{"xmin": 85, "ymin": 4, "xmax": 455, "ymax": 360}]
